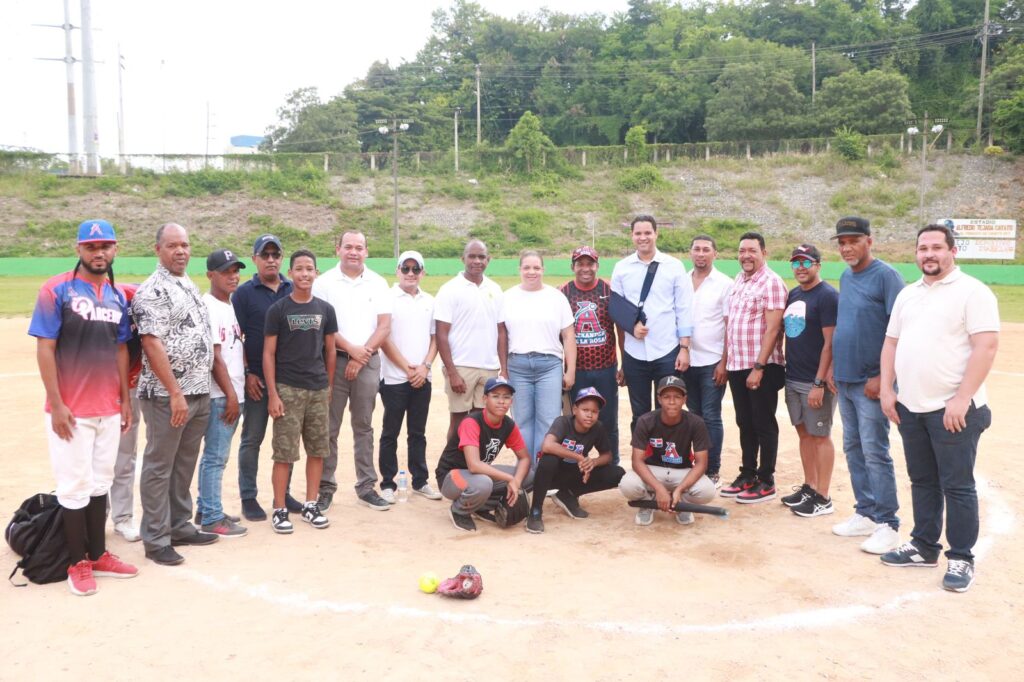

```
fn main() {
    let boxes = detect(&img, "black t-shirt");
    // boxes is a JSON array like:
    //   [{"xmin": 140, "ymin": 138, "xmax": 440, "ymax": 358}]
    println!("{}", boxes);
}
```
[
  {"xmin": 264, "ymin": 295, "xmax": 338, "ymax": 390},
  {"xmin": 435, "ymin": 410, "xmax": 517, "ymax": 487},
  {"xmin": 630, "ymin": 410, "xmax": 710, "ymax": 469},
  {"xmin": 783, "ymin": 281, "xmax": 838, "ymax": 383},
  {"xmin": 544, "ymin": 415, "xmax": 611, "ymax": 464}
]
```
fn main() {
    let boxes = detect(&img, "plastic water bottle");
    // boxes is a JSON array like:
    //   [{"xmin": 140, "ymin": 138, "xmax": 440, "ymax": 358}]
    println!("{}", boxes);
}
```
[{"xmin": 397, "ymin": 470, "xmax": 409, "ymax": 503}]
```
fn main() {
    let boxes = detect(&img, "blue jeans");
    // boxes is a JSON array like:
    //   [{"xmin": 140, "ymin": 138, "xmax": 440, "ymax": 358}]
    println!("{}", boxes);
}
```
[
  {"xmin": 682, "ymin": 363, "xmax": 726, "ymax": 475},
  {"xmin": 197, "ymin": 397, "xmax": 240, "ymax": 525},
  {"xmin": 622, "ymin": 348, "xmax": 679, "ymax": 435},
  {"xmin": 896, "ymin": 402, "xmax": 990, "ymax": 562},
  {"xmin": 836, "ymin": 381, "xmax": 899, "ymax": 529},
  {"xmin": 237, "ymin": 390, "xmax": 270, "ymax": 502},
  {"xmin": 508, "ymin": 352, "xmax": 564, "ymax": 462},
  {"xmin": 572, "ymin": 365, "xmax": 620, "ymax": 465}
]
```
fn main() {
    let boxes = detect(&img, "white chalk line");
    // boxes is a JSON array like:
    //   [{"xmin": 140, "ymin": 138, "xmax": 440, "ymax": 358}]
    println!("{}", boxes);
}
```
[
  {"xmin": 0, "ymin": 372, "xmax": 35, "ymax": 379},
  {"xmin": 178, "ymin": 473, "xmax": 1013, "ymax": 636}
]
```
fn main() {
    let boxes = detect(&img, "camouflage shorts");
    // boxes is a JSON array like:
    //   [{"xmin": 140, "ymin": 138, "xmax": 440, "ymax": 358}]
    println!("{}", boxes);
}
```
[{"xmin": 271, "ymin": 384, "xmax": 330, "ymax": 463}]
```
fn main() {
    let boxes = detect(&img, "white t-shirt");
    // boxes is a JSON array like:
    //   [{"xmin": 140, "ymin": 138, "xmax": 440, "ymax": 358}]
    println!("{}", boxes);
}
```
[
  {"xmin": 689, "ymin": 266, "xmax": 732, "ymax": 367},
  {"xmin": 433, "ymin": 272, "xmax": 505, "ymax": 369},
  {"xmin": 886, "ymin": 268, "xmax": 1000, "ymax": 413},
  {"xmin": 503, "ymin": 284, "xmax": 575, "ymax": 359},
  {"xmin": 311, "ymin": 265, "xmax": 392, "ymax": 346},
  {"xmin": 203, "ymin": 293, "xmax": 245, "ymax": 401},
  {"xmin": 381, "ymin": 285, "xmax": 435, "ymax": 385}
]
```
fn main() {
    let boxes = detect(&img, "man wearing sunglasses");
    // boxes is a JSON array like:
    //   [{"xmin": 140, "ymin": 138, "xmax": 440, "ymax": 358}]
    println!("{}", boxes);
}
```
[
  {"xmin": 377, "ymin": 251, "xmax": 443, "ymax": 503},
  {"xmin": 232, "ymin": 234, "xmax": 298, "ymax": 522}
]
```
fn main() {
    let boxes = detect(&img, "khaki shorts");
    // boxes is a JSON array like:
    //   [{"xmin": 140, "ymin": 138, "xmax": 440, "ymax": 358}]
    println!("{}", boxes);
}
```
[
  {"xmin": 443, "ymin": 365, "xmax": 499, "ymax": 413},
  {"xmin": 271, "ymin": 384, "xmax": 330, "ymax": 463},
  {"xmin": 785, "ymin": 380, "xmax": 837, "ymax": 437}
]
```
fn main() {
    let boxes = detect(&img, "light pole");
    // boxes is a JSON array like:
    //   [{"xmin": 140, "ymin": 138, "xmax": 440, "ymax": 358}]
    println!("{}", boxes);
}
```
[
  {"xmin": 906, "ymin": 114, "xmax": 946, "ymax": 227},
  {"xmin": 454, "ymin": 107, "xmax": 461, "ymax": 173},
  {"xmin": 377, "ymin": 118, "xmax": 412, "ymax": 258}
]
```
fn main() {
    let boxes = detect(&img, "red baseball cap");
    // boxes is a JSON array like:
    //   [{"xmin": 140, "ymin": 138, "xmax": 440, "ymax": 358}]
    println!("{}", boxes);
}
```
[{"xmin": 571, "ymin": 246, "xmax": 599, "ymax": 263}]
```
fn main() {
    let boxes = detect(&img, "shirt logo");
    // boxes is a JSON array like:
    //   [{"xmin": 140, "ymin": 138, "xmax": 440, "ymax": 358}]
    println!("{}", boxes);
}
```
[
  {"xmin": 483, "ymin": 437, "xmax": 502, "ymax": 461},
  {"xmin": 70, "ymin": 294, "xmax": 123, "ymax": 324},
  {"xmin": 648, "ymin": 438, "xmax": 663, "ymax": 448},
  {"xmin": 286, "ymin": 314, "xmax": 323, "ymax": 331},
  {"xmin": 574, "ymin": 300, "xmax": 607, "ymax": 346},
  {"xmin": 561, "ymin": 438, "xmax": 585, "ymax": 454},
  {"xmin": 661, "ymin": 440, "xmax": 683, "ymax": 465}
]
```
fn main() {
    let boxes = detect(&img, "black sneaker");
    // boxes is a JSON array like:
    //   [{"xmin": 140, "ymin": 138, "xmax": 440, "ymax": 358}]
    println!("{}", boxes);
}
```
[
  {"xmin": 792, "ymin": 492, "xmax": 835, "ymax": 518},
  {"xmin": 526, "ymin": 510, "xmax": 544, "ymax": 534},
  {"xmin": 301, "ymin": 502, "xmax": 329, "ymax": 529},
  {"xmin": 720, "ymin": 475, "xmax": 756, "ymax": 498},
  {"xmin": 285, "ymin": 493, "xmax": 304, "ymax": 514},
  {"xmin": 241, "ymin": 498, "xmax": 267, "ymax": 522},
  {"xmin": 449, "ymin": 507, "xmax": 477, "ymax": 532},
  {"xmin": 473, "ymin": 509, "xmax": 497, "ymax": 524},
  {"xmin": 171, "ymin": 530, "xmax": 219, "ymax": 546},
  {"xmin": 316, "ymin": 491, "xmax": 333, "ymax": 512},
  {"xmin": 781, "ymin": 483, "xmax": 813, "ymax": 507},
  {"xmin": 358, "ymin": 490, "xmax": 391, "ymax": 511},
  {"xmin": 880, "ymin": 541, "xmax": 939, "ymax": 567},
  {"xmin": 942, "ymin": 559, "xmax": 975, "ymax": 592},
  {"xmin": 552, "ymin": 489, "xmax": 589, "ymax": 519},
  {"xmin": 272, "ymin": 508, "xmax": 294, "ymax": 534},
  {"xmin": 145, "ymin": 545, "xmax": 185, "ymax": 566}
]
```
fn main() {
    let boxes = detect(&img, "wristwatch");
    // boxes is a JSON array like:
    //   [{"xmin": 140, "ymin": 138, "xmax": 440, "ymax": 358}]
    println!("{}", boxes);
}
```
[
  {"xmin": 812, "ymin": 378, "xmax": 825, "ymax": 388},
  {"xmin": 753, "ymin": 362, "xmax": 766, "ymax": 371}
]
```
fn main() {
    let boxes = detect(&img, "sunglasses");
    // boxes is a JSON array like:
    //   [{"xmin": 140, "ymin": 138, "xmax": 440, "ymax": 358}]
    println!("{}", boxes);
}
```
[
  {"xmin": 790, "ymin": 259, "xmax": 818, "ymax": 269},
  {"xmin": 259, "ymin": 251, "xmax": 283, "ymax": 261},
  {"xmin": 400, "ymin": 265, "xmax": 422, "ymax": 274}
]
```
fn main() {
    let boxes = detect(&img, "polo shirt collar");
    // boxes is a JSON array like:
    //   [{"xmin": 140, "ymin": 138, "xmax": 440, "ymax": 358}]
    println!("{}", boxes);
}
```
[
  {"xmin": 338, "ymin": 264, "xmax": 367, "ymax": 282},
  {"xmin": 250, "ymin": 273, "xmax": 290, "ymax": 290},
  {"xmin": 392, "ymin": 283, "xmax": 423, "ymax": 298},
  {"xmin": 627, "ymin": 248, "xmax": 664, "ymax": 264},
  {"xmin": 915, "ymin": 265, "xmax": 963, "ymax": 288}
]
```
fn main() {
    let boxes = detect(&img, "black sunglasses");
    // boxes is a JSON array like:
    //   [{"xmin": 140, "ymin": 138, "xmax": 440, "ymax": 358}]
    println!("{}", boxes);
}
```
[{"xmin": 400, "ymin": 265, "xmax": 422, "ymax": 274}]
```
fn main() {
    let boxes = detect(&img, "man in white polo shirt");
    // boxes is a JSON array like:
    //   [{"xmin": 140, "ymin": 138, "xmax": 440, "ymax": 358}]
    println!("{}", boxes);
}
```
[
  {"xmin": 879, "ymin": 224, "xmax": 999, "ymax": 593},
  {"xmin": 434, "ymin": 239, "xmax": 507, "ymax": 440},
  {"xmin": 377, "ymin": 250, "xmax": 443, "ymax": 503},
  {"xmin": 312, "ymin": 230, "xmax": 393, "ymax": 512}
]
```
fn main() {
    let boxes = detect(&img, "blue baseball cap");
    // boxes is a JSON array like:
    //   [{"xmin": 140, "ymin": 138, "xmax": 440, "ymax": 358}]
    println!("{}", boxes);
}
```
[
  {"xmin": 253, "ymin": 234, "xmax": 282, "ymax": 255},
  {"xmin": 484, "ymin": 377, "xmax": 515, "ymax": 395},
  {"xmin": 573, "ymin": 386, "xmax": 606, "ymax": 407},
  {"xmin": 77, "ymin": 219, "xmax": 117, "ymax": 244}
]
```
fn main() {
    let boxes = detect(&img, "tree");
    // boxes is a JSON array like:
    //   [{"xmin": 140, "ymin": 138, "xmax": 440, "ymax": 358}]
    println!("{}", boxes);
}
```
[
  {"xmin": 263, "ymin": 88, "xmax": 359, "ymax": 153},
  {"xmin": 705, "ymin": 63, "xmax": 807, "ymax": 140},
  {"xmin": 505, "ymin": 111, "xmax": 556, "ymax": 173},
  {"xmin": 624, "ymin": 124, "xmax": 648, "ymax": 162},
  {"xmin": 993, "ymin": 79, "xmax": 1024, "ymax": 152},
  {"xmin": 814, "ymin": 69, "xmax": 914, "ymax": 135}
]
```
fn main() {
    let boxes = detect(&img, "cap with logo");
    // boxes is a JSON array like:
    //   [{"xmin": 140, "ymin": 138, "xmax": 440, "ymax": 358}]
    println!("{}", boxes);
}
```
[
  {"xmin": 573, "ymin": 386, "xmax": 606, "ymax": 407},
  {"xmin": 484, "ymin": 377, "xmax": 516, "ymax": 395},
  {"xmin": 253, "ymin": 234, "xmax": 283, "ymax": 255},
  {"xmin": 790, "ymin": 244, "xmax": 822, "ymax": 263},
  {"xmin": 207, "ymin": 248, "xmax": 247, "ymax": 273},
  {"xmin": 77, "ymin": 219, "xmax": 117, "ymax": 244},
  {"xmin": 656, "ymin": 375, "xmax": 687, "ymax": 396},
  {"xmin": 832, "ymin": 216, "xmax": 870, "ymax": 239},
  {"xmin": 397, "ymin": 250, "xmax": 425, "ymax": 269},
  {"xmin": 571, "ymin": 246, "xmax": 599, "ymax": 263}
]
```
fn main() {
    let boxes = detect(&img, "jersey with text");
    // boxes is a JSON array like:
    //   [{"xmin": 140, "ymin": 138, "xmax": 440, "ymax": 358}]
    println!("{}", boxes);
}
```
[
  {"xmin": 630, "ymin": 410, "xmax": 710, "ymax": 469},
  {"xmin": 560, "ymin": 279, "xmax": 616, "ymax": 371}
]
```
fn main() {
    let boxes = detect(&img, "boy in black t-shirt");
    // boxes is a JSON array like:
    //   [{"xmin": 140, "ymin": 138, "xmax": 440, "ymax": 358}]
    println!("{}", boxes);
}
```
[
  {"xmin": 263, "ymin": 250, "xmax": 339, "ymax": 534},
  {"xmin": 618, "ymin": 376, "xmax": 717, "ymax": 526},
  {"xmin": 527, "ymin": 387, "xmax": 626, "ymax": 533},
  {"xmin": 435, "ymin": 377, "xmax": 533, "ymax": 532}
]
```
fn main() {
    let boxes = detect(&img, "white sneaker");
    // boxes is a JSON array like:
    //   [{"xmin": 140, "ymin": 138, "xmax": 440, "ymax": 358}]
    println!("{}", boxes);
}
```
[
  {"xmin": 380, "ymin": 488, "xmax": 397, "ymax": 504},
  {"xmin": 413, "ymin": 483, "xmax": 443, "ymax": 500},
  {"xmin": 114, "ymin": 521, "xmax": 141, "ymax": 543},
  {"xmin": 634, "ymin": 508, "xmax": 654, "ymax": 526},
  {"xmin": 860, "ymin": 524, "xmax": 900, "ymax": 554},
  {"xmin": 831, "ymin": 513, "xmax": 877, "ymax": 537},
  {"xmin": 675, "ymin": 511, "xmax": 694, "ymax": 525}
]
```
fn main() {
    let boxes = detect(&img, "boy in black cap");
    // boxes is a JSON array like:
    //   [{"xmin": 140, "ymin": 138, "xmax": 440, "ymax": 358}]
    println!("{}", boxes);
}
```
[
  {"xmin": 435, "ymin": 377, "xmax": 533, "ymax": 532},
  {"xmin": 527, "ymin": 387, "xmax": 626, "ymax": 533},
  {"xmin": 619, "ymin": 376, "xmax": 717, "ymax": 526}
]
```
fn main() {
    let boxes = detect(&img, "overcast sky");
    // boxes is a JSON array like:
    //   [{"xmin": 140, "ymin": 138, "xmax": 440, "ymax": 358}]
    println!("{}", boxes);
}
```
[{"xmin": 1, "ymin": 0, "xmax": 631, "ymax": 156}]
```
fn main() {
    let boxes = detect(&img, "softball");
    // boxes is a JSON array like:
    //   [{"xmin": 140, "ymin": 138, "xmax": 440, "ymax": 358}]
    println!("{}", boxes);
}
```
[{"xmin": 418, "ymin": 571, "xmax": 440, "ymax": 594}]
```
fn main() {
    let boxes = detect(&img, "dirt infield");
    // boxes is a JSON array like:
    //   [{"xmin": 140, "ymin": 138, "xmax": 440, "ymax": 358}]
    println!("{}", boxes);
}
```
[{"xmin": 1, "ymin": 317, "xmax": 1021, "ymax": 680}]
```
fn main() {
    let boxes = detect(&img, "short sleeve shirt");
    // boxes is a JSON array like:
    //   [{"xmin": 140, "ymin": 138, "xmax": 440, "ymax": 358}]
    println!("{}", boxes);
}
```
[
  {"xmin": 631, "ymin": 410, "xmax": 710, "ymax": 469},
  {"xmin": 381, "ymin": 285, "xmax": 435, "ymax": 385},
  {"xmin": 503, "ymin": 285, "xmax": 574, "ymax": 358},
  {"xmin": 783, "ymin": 281, "xmax": 838, "ymax": 383},
  {"xmin": 689, "ymin": 267, "xmax": 732, "ymax": 367},
  {"xmin": 560, "ymin": 279, "xmax": 617, "ymax": 371},
  {"xmin": 133, "ymin": 265, "xmax": 213, "ymax": 398},
  {"xmin": 833, "ymin": 259, "xmax": 904, "ymax": 382},
  {"xmin": 264, "ymin": 296, "xmax": 339, "ymax": 390},
  {"xmin": 725, "ymin": 264, "xmax": 788, "ymax": 371},
  {"xmin": 545, "ymin": 415, "xmax": 611, "ymax": 462},
  {"xmin": 28, "ymin": 271, "xmax": 131, "ymax": 417},
  {"xmin": 433, "ymin": 273, "xmax": 505, "ymax": 369},
  {"xmin": 232, "ymin": 273, "xmax": 292, "ymax": 380},
  {"xmin": 311, "ymin": 265, "xmax": 391, "ymax": 347},
  {"xmin": 204, "ymin": 293, "xmax": 245, "ymax": 401}
]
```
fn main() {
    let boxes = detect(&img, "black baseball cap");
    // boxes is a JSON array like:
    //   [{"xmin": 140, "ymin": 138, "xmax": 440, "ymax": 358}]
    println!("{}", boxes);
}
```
[
  {"xmin": 207, "ymin": 248, "xmax": 247, "ymax": 273},
  {"xmin": 656, "ymin": 375, "xmax": 687, "ymax": 396},
  {"xmin": 790, "ymin": 244, "xmax": 822, "ymax": 263},
  {"xmin": 832, "ymin": 217, "xmax": 870, "ymax": 239}
]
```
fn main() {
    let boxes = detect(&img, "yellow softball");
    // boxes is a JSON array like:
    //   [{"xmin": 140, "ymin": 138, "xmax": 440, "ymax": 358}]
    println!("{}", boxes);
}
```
[{"xmin": 418, "ymin": 571, "xmax": 440, "ymax": 594}]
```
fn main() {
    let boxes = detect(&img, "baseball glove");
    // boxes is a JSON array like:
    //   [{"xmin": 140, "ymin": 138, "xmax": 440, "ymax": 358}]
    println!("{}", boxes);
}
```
[
  {"xmin": 494, "ymin": 490, "xmax": 529, "ymax": 528},
  {"xmin": 436, "ymin": 564, "xmax": 483, "ymax": 599}
]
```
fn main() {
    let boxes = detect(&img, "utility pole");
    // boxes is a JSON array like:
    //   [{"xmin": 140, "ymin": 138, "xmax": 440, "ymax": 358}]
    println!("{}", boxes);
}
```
[
  {"xmin": 80, "ymin": 0, "xmax": 100, "ymax": 174},
  {"xmin": 811, "ymin": 42, "xmax": 817, "ymax": 104},
  {"xmin": 454, "ymin": 107, "xmax": 461, "ymax": 172},
  {"xmin": 117, "ymin": 47, "xmax": 126, "ymax": 174},
  {"xmin": 475, "ymin": 64, "xmax": 482, "ymax": 145},
  {"xmin": 34, "ymin": 0, "xmax": 80, "ymax": 173},
  {"xmin": 976, "ymin": 0, "xmax": 991, "ymax": 146}
]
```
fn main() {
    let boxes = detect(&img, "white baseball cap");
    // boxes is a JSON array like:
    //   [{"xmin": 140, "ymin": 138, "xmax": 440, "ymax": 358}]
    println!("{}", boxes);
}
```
[{"xmin": 397, "ymin": 250, "xmax": 425, "ymax": 269}]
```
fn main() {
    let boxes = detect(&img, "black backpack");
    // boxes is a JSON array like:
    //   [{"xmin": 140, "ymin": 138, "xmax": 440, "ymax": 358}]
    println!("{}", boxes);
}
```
[{"xmin": 5, "ymin": 493, "xmax": 71, "ymax": 585}]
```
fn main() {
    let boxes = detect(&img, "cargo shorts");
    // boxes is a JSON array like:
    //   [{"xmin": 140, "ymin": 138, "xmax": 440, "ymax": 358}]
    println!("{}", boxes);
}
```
[{"xmin": 271, "ymin": 384, "xmax": 330, "ymax": 463}]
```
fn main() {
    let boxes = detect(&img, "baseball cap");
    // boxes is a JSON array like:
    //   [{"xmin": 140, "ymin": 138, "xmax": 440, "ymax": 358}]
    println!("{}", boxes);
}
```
[
  {"xmin": 656, "ymin": 375, "xmax": 687, "ymax": 396},
  {"xmin": 790, "ymin": 244, "xmax": 822, "ymax": 263},
  {"xmin": 77, "ymin": 219, "xmax": 117, "ymax": 244},
  {"xmin": 573, "ymin": 386, "xmax": 606, "ymax": 407},
  {"xmin": 832, "ymin": 216, "xmax": 870, "ymax": 239},
  {"xmin": 571, "ymin": 245, "xmax": 599, "ymax": 263},
  {"xmin": 207, "ymin": 248, "xmax": 247, "ymax": 273},
  {"xmin": 397, "ymin": 250, "xmax": 425, "ymax": 269},
  {"xmin": 253, "ymin": 234, "xmax": 283, "ymax": 255},
  {"xmin": 484, "ymin": 377, "xmax": 516, "ymax": 395}
]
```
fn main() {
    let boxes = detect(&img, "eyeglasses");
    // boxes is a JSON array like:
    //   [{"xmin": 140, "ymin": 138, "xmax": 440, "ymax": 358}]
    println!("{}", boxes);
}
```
[
  {"xmin": 790, "ymin": 259, "xmax": 818, "ymax": 269},
  {"xmin": 400, "ymin": 265, "xmax": 422, "ymax": 274},
  {"xmin": 259, "ymin": 251, "xmax": 283, "ymax": 261}
]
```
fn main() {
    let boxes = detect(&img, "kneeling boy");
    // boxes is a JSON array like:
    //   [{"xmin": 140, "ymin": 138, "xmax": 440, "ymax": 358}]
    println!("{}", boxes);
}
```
[
  {"xmin": 619, "ymin": 376, "xmax": 716, "ymax": 526},
  {"xmin": 527, "ymin": 387, "xmax": 625, "ymax": 533},
  {"xmin": 435, "ymin": 377, "xmax": 533, "ymax": 532}
]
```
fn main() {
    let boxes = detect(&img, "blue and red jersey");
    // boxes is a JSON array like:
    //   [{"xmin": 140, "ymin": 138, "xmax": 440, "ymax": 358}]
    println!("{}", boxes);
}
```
[{"xmin": 28, "ymin": 271, "xmax": 131, "ymax": 417}]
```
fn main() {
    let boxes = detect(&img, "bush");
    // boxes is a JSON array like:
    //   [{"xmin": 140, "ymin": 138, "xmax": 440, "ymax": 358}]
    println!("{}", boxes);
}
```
[
  {"xmin": 984, "ymin": 145, "xmax": 1005, "ymax": 155},
  {"xmin": 625, "ymin": 125, "xmax": 648, "ymax": 164},
  {"xmin": 618, "ymin": 164, "xmax": 668, "ymax": 192},
  {"xmin": 876, "ymin": 143, "xmax": 901, "ymax": 170},
  {"xmin": 833, "ymin": 126, "xmax": 867, "ymax": 161}
]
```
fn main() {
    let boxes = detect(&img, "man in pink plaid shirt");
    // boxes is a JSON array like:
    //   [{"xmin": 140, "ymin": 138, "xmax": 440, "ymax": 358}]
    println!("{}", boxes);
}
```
[{"xmin": 720, "ymin": 232, "xmax": 788, "ymax": 503}]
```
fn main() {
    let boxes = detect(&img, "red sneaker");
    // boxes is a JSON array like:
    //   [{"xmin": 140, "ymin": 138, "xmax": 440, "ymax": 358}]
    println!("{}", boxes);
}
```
[
  {"xmin": 67, "ymin": 559, "xmax": 98, "ymax": 596},
  {"xmin": 719, "ymin": 475, "xmax": 756, "ymax": 498},
  {"xmin": 91, "ymin": 551, "xmax": 139, "ymax": 579},
  {"xmin": 735, "ymin": 480, "xmax": 777, "ymax": 504}
]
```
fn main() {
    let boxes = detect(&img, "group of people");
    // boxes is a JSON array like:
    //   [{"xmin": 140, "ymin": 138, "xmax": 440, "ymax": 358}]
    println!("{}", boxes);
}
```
[{"xmin": 31, "ymin": 213, "xmax": 998, "ymax": 598}]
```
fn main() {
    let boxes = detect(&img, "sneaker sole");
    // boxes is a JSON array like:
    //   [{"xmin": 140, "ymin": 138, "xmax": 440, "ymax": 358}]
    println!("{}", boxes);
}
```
[
  {"xmin": 413, "ymin": 490, "xmax": 443, "ymax": 500},
  {"xmin": 634, "ymin": 514, "xmax": 654, "ymax": 527},
  {"xmin": 203, "ymin": 530, "xmax": 249, "ymax": 538},
  {"xmin": 67, "ymin": 577, "xmax": 97, "ymax": 596},
  {"xmin": 360, "ymin": 499, "xmax": 391, "ymax": 511},
  {"xmin": 735, "ymin": 493, "xmax": 777, "ymax": 504},
  {"xmin": 793, "ymin": 507, "xmax": 835, "ymax": 518},
  {"xmin": 551, "ymin": 495, "xmax": 586, "ymax": 520},
  {"xmin": 301, "ymin": 516, "xmax": 331, "ymax": 529},
  {"xmin": 272, "ymin": 525, "xmax": 294, "ymax": 535},
  {"xmin": 145, "ymin": 553, "xmax": 185, "ymax": 566},
  {"xmin": 880, "ymin": 557, "xmax": 939, "ymax": 568},
  {"xmin": 114, "ymin": 529, "xmax": 141, "ymax": 542},
  {"xmin": 943, "ymin": 578, "xmax": 974, "ymax": 592},
  {"xmin": 449, "ymin": 508, "xmax": 476, "ymax": 532},
  {"xmin": 832, "ymin": 527, "xmax": 876, "ymax": 537},
  {"xmin": 525, "ymin": 524, "xmax": 544, "ymax": 534},
  {"xmin": 92, "ymin": 570, "xmax": 138, "ymax": 579}
]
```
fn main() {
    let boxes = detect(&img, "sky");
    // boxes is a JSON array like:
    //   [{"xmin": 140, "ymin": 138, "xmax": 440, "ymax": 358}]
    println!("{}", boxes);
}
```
[{"xmin": 1, "ymin": 0, "xmax": 631, "ymax": 156}]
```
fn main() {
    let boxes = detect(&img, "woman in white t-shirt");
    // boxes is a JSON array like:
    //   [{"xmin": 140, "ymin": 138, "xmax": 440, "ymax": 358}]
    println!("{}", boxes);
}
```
[{"xmin": 502, "ymin": 251, "xmax": 577, "ymax": 460}]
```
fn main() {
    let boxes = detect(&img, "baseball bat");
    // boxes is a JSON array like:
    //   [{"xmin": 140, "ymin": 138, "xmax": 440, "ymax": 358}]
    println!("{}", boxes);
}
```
[{"xmin": 628, "ymin": 499, "xmax": 729, "ymax": 518}]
